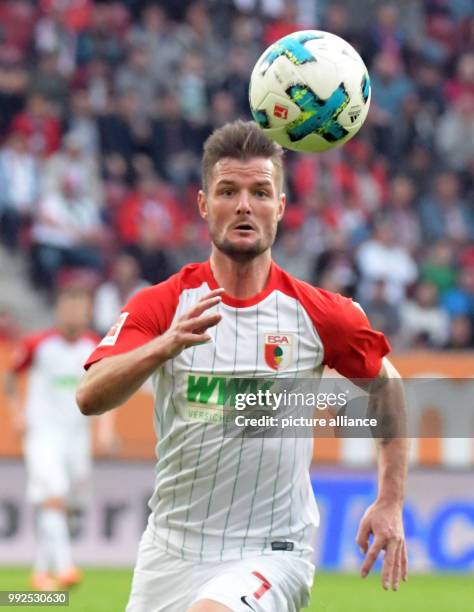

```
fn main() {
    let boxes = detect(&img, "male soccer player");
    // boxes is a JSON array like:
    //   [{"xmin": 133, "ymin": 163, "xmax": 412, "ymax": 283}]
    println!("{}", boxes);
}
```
[
  {"xmin": 5, "ymin": 287, "xmax": 116, "ymax": 591},
  {"xmin": 77, "ymin": 121, "xmax": 409, "ymax": 611}
]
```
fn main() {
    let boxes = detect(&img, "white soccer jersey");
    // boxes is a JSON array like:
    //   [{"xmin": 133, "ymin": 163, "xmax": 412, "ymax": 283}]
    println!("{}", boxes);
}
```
[
  {"xmin": 86, "ymin": 261, "xmax": 389, "ymax": 562},
  {"xmin": 11, "ymin": 329, "xmax": 99, "ymax": 435}
]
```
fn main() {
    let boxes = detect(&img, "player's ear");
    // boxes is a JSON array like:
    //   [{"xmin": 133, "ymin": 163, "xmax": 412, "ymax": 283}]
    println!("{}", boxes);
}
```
[
  {"xmin": 277, "ymin": 192, "xmax": 286, "ymax": 221},
  {"xmin": 197, "ymin": 189, "xmax": 208, "ymax": 220}
]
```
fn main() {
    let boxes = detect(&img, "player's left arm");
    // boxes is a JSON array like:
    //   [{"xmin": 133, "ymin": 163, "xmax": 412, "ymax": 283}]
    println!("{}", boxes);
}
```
[
  {"xmin": 302, "ymin": 285, "xmax": 409, "ymax": 591},
  {"xmin": 356, "ymin": 357, "xmax": 409, "ymax": 591}
]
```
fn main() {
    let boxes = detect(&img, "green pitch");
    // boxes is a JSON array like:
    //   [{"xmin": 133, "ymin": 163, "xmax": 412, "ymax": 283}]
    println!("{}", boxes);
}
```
[{"xmin": 0, "ymin": 568, "xmax": 472, "ymax": 611}]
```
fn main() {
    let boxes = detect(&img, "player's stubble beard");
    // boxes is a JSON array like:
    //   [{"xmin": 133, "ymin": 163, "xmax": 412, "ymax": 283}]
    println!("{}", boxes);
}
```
[{"xmin": 209, "ymin": 218, "xmax": 278, "ymax": 263}]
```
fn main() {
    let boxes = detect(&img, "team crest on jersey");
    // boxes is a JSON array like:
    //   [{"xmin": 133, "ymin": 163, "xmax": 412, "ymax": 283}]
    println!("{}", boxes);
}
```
[
  {"xmin": 264, "ymin": 333, "xmax": 293, "ymax": 371},
  {"xmin": 99, "ymin": 312, "xmax": 129, "ymax": 347}
]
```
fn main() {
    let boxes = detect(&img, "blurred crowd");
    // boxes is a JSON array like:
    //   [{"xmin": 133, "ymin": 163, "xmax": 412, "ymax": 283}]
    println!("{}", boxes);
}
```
[{"xmin": 0, "ymin": 0, "xmax": 472, "ymax": 350}]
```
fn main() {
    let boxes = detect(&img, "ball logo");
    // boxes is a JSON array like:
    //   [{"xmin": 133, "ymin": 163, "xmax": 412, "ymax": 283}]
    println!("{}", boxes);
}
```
[
  {"xmin": 264, "ymin": 333, "xmax": 293, "ymax": 371},
  {"xmin": 273, "ymin": 103, "xmax": 289, "ymax": 119}
]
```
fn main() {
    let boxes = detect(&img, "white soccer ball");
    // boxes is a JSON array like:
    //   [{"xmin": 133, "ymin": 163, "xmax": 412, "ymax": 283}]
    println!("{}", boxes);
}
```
[{"xmin": 249, "ymin": 30, "xmax": 371, "ymax": 152}]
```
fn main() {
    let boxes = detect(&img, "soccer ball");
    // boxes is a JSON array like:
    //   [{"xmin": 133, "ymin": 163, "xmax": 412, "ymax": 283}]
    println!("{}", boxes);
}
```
[{"xmin": 249, "ymin": 30, "xmax": 371, "ymax": 153}]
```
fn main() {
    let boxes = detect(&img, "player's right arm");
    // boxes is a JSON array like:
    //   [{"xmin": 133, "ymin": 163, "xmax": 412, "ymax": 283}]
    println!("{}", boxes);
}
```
[
  {"xmin": 3, "ymin": 332, "xmax": 43, "ymax": 435},
  {"xmin": 76, "ymin": 289, "xmax": 223, "ymax": 416},
  {"xmin": 4, "ymin": 370, "xmax": 26, "ymax": 435}
]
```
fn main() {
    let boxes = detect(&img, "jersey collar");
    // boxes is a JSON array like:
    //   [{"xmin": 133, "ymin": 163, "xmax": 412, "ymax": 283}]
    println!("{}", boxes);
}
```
[{"xmin": 204, "ymin": 259, "xmax": 278, "ymax": 308}]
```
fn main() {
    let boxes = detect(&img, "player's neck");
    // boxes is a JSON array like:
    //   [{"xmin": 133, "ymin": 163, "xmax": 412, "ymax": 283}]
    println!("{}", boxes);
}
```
[
  {"xmin": 210, "ymin": 249, "xmax": 272, "ymax": 299},
  {"xmin": 58, "ymin": 326, "xmax": 82, "ymax": 343}
]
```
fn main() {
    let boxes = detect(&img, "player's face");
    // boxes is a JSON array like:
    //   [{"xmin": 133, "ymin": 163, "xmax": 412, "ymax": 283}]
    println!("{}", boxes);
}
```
[
  {"xmin": 198, "ymin": 157, "xmax": 285, "ymax": 262},
  {"xmin": 56, "ymin": 294, "xmax": 92, "ymax": 339}
]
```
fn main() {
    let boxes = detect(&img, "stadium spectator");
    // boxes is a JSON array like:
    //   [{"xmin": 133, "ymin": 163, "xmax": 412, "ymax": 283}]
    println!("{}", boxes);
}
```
[
  {"xmin": 28, "ymin": 51, "xmax": 69, "ymax": 115},
  {"xmin": 11, "ymin": 93, "xmax": 61, "ymax": 157},
  {"xmin": 356, "ymin": 218, "xmax": 418, "ymax": 304},
  {"xmin": 273, "ymin": 211, "xmax": 313, "ymax": 282},
  {"xmin": 93, "ymin": 252, "xmax": 148, "ymax": 335},
  {"xmin": 383, "ymin": 175, "xmax": 420, "ymax": 253},
  {"xmin": 435, "ymin": 93, "xmax": 474, "ymax": 170},
  {"xmin": 0, "ymin": 47, "xmax": 29, "ymax": 134},
  {"xmin": 444, "ymin": 315, "xmax": 474, "ymax": 349},
  {"xmin": 75, "ymin": 2, "xmax": 126, "ymax": 67},
  {"xmin": 216, "ymin": 47, "xmax": 254, "ymax": 117},
  {"xmin": 64, "ymin": 88, "xmax": 100, "ymax": 155},
  {"xmin": 128, "ymin": 4, "xmax": 183, "ymax": 91},
  {"xmin": 41, "ymin": 131, "xmax": 102, "ymax": 205},
  {"xmin": 0, "ymin": 131, "xmax": 39, "ymax": 251},
  {"xmin": 420, "ymin": 240, "xmax": 457, "ymax": 295},
  {"xmin": 263, "ymin": 2, "xmax": 303, "ymax": 46},
  {"xmin": 366, "ymin": 3, "xmax": 406, "ymax": 61},
  {"xmin": 178, "ymin": 1, "xmax": 226, "ymax": 82},
  {"xmin": 149, "ymin": 90, "xmax": 206, "ymax": 185},
  {"xmin": 361, "ymin": 279, "xmax": 401, "ymax": 345},
  {"xmin": 418, "ymin": 171, "xmax": 474, "ymax": 243},
  {"xmin": 441, "ymin": 267, "xmax": 474, "ymax": 318},
  {"xmin": 311, "ymin": 230, "xmax": 359, "ymax": 296},
  {"xmin": 30, "ymin": 171, "xmax": 104, "ymax": 291},
  {"xmin": 115, "ymin": 173, "xmax": 182, "ymax": 248},
  {"xmin": 114, "ymin": 41, "xmax": 159, "ymax": 117},
  {"xmin": 124, "ymin": 222, "xmax": 177, "ymax": 287},
  {"xmin": 177, "ymin": 52, "xmax": 209, "ymax": 125},
  {"xmin": 400, "ymin": 280, "xmax": 450, "ymax": 348},
  {"xmin": 34, "ymin": 3, "xmax": 81, "ymax": 77},
  {"xmin": 97, "ymin": 89, "xmax": 147, "ymax": 176},
  {"xmin": 444, "ymin": 52, "xmax": 474, "ymax": 104},
  {"xmin": 334, "ymin": 139, "xmax": 387, "ymax": 215},
  {"xmin": 369, "ymin": 52, "xmax": 414, "ymax": 156}
]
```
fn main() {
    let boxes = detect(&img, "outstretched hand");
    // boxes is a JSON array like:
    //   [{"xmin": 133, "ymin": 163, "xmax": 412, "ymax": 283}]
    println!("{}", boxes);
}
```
[
  {"xmin": 159, "ymin": 288, "xmax": 224, "ymax": 360},
  {"xmin": 356, "ymin": 500, "xmax": 408, "ymax": 591}
]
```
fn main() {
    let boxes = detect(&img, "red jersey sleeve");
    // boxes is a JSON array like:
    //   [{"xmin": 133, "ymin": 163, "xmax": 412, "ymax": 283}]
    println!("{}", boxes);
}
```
[
  {"xmin": 316, "ymin": 292, "xmax": 391, "ymax": 379},
  {"xmin": 84, "ymin": 275, "xmax": 180, "ymax": 369},
  {"xmin": 278, "ymin": 268, "xmax": 391, "ymax": 379},
  {"xmin": 9, "ymin": 330, "xmax": 54, "ymax": 373}
]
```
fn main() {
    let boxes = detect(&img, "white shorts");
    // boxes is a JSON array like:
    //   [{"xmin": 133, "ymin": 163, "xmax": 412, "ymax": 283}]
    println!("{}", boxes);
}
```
[
  {"xmin": 24, "ymin": 432, "xmax": 91, "ymax": 505},
  {"xmin": 126, "ymin": 526, "xmax": 314, "ymax": 612}
]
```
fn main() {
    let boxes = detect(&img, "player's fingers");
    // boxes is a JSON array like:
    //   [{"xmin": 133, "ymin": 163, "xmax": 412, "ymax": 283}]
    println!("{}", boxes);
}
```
[
  {"xmin": 361, "ymin": 535, "xmax": 385, "ymax": 578},
  {"xmin": 401, "ymin": 541, "xmax": 408, "ymax": 582},
  {"xmin": 390, "ymin": 541, "xmax": 402, "ymax": 591},
  {"xmin": 356, "ymin": 520, "xmax": 371, "ymax": 554},
  {"xmin": 182, "ymin": 332, "xmax": 213, "ymax": 346},
  {"xmin": 184, "ymin": 295, "xmax": 223, "ymax": 319},
  {"xmin": 381, "ymin": 539, "xmax": 398, "ymax": 590},
  {"xmin": 195, "ymin": 289, "xmax": 225, "ymax": 309},
  {"xmin": 182, "ymin": 312, "xmax": 222, "ymax": 334},
  {"xmin": 198, "ymin": 288, "xmax": 225, "ymax": 301}
]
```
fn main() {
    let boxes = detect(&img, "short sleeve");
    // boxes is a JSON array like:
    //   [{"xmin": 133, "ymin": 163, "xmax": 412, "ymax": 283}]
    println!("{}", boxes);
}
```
[
  {"xmin": 285, "ymin": 274, "xmax": 391, "ymax": 380},
  {"xmin": 320, "ymin": 295, "xmax": 391, "ymax": 379},
  {"xmin": 9, "ymin": 331, "xmax": 52, "ymax": 373},
  {"xmin": 84, "ymin": 276, "xmax": 180, "ymax": 369}
]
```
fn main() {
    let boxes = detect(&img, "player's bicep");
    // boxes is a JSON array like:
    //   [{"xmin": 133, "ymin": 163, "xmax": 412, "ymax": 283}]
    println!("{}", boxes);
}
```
[{"xmin": 324, "ymin": 298, "xmax": 391, "ymax": 381}]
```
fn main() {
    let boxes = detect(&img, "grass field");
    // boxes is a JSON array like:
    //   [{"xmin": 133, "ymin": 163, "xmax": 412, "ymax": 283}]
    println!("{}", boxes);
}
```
[{"xmin": 0, "ymin": 568, "xmax": 472, "ymax": 611}]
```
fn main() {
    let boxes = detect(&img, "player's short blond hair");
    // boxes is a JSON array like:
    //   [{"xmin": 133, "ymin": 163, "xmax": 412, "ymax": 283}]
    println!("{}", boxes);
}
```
[{"xmin": 202, "ymin": 120, "xmax": 285, "ymax": 193}]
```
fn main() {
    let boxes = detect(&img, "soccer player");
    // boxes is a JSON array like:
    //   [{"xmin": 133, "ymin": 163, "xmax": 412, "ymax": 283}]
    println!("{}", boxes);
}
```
[
  {"xmin": 5, "ymin": 287, "xmax": 116, "ymax": 591},
  {"xmin": 77, "ymin": 121, "xmax": 409, "ymax": 611}
]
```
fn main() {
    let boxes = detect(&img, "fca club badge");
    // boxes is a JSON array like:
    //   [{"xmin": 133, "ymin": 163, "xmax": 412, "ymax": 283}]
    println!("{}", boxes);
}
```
[{"xmin": 264, "ymin": 333, "xmax": 293, "ymax": 371}]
